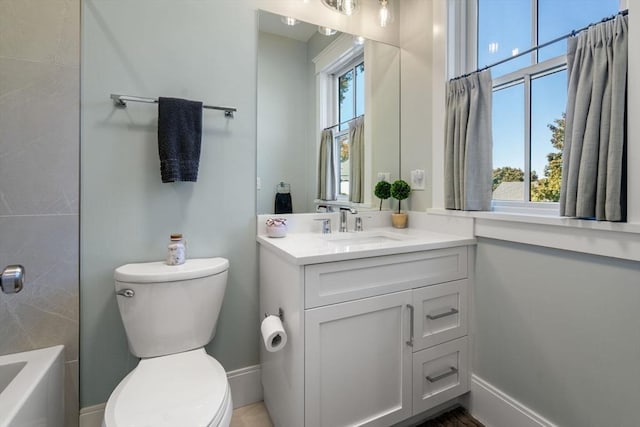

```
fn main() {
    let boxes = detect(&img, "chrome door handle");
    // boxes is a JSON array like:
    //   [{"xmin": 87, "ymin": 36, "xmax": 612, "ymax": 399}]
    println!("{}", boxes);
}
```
[
  {"xmin": 406, "ymin": 304, "xmax": 414, "ymax": 347},
  {"xmin": 1, "ymin": 265, "xmax": 25, "ymax": 294},
  {"xmin": 116, "ymin": 289, "xmax": 135, "ymax": 298},
  {"xmin": 426, "ymin": 308, "xmax": 459, "ymax": 320},
  {"xmin": 426, "ymin": 367, "xmax": 458, "ymax": 383}
]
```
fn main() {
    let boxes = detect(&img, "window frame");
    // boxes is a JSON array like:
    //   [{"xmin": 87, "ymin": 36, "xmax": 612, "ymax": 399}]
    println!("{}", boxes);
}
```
[
  {"xmin": 334, "ymin": 57, "xmax": 365, "ymax": 132},
  {"xmin": 313, "ymin": 33, "xmax": 371, "ymax": 207},
  {"xmin": 331, "ymin": 57, "xmax": 365, "ymax": 199},
  {"xmin": 464, "ymin": 0, "xmax": 623, "ymax": 209}
]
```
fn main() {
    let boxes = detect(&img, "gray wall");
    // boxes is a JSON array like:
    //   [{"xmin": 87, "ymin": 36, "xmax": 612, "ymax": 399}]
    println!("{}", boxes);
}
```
[
  {"xmin": 81, "ymin": 0, "xmax": 257, "ymax": 407},
  {"xmin": 399, "ymin": 0, "xmax": 433, "ymax": 211},
  {"xmin": 475, "ymin": 238, "xmax": 640, "ymax": 427},
  {"xmin": 0, "ymin": 0, "xmax": 80, "ymax": 425}
]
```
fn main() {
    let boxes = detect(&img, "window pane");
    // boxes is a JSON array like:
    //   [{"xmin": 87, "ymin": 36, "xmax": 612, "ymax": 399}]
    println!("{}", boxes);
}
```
[
  {"xmin": 355, "ymin": 62, "xmax": 365, "ymax": 117},
  {"xmin": 530, "ymin": 70, "xmax": 566, "ymax": 202},
  {"xmin": 337, "ymin": 133, "xmax": 350, "ymax": 196},
  {"xmin": 478, "ymin": 0, "xmax": 531, "ymax": 78},
  {"xmin": 338, "ymin": 69, "xmax": 354, "ymax": 131},
  {"xmin": 538, "ymin": 0, "xmax": 619, "ymax": 61},
  {"xmin": 492, "ymin": 82, "xmax": 525, "ymax": 201}
]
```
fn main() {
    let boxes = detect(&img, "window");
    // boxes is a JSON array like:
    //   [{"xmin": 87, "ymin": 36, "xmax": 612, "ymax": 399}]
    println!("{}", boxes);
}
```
[
  {"xmin": 334, "ymin": 59, "xmax": 365, "ymax": 197},
  {"xmin": 475, "ymin": 0, "xmax": 620, "ymax": 203}
]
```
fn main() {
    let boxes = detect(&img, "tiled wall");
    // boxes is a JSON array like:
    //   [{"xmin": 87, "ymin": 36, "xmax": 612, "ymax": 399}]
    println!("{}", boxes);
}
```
[{"xmin": 0, "ymin": 1, "xmax": 80, "ymax": 425}]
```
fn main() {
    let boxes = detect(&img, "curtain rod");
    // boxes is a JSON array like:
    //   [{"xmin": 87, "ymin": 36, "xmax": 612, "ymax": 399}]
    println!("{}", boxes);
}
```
[
  {"xmin": 110, "ymin": 94, "xmax": 237, "ymax": 118},
  {"xmin": 324, "ymin": 114, "xmax": 364, "ymax": 131},
  {"xmin": 453, "ymin": 9, "xmax": 628, "ymax": 81}
]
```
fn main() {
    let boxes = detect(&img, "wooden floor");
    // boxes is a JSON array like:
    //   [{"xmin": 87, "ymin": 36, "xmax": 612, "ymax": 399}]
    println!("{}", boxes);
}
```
[
  {"xmin": 230, "ymin": 402, "xmax": 273, "ymax": 427},
  {"xmin": 230, "ymin": 402, "xmax": 483, "ymax": 427},
  {"xmin": 415, "ymin": 406, "xmax": 485, "ymax": 427}
]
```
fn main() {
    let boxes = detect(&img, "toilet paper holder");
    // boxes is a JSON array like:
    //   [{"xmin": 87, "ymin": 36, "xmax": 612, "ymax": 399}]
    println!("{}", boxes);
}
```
[{"xmin": 264, "ymin": 308, "xmax": 284, "ymax": 322}]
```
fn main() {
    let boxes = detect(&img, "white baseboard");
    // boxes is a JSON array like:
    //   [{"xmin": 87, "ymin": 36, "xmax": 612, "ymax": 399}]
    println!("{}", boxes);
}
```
[
  {"xmin": 79, "ymin": 364, "xmax": 262, "ymax": 427},
  {"xmin": 79, "ymin": 403, "xmax": 105, "ymax": 427},
  {"xmin": 467, "ymin": 375, "xmax": 558, "ymax": 427},
  {"xmin": 227, "ymin": 364, "xmax": 263, "ymax": 409}
]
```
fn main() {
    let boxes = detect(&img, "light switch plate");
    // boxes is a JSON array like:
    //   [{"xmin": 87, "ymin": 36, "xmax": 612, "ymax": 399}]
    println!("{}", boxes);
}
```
[{"xmin": 411, "ymin": 169, "xmax": 425, "ymax": 190}]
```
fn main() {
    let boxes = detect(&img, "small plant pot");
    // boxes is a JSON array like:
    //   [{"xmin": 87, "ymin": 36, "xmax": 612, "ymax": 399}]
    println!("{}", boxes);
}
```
[{"xmin": 391, "ymin": 213, "xmax": 408, "ymax": 229}]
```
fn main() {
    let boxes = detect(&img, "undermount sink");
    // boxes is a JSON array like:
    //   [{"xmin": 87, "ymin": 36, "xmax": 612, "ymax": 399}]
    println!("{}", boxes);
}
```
[{"xmin": 324, "ymin": 231, "xmax": 410, "ymax": 246}]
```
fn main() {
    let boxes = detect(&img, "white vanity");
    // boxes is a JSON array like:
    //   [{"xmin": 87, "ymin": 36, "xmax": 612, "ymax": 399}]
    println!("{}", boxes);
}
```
[{"xmin": 258, "ymin": 223, "xmax": 476, "ymax": 427}]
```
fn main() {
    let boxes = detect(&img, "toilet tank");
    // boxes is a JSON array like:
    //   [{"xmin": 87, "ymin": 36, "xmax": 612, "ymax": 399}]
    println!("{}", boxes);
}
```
[{"xmin": 114, "ymin": 258, "xmax": 229, "ymax": 358}]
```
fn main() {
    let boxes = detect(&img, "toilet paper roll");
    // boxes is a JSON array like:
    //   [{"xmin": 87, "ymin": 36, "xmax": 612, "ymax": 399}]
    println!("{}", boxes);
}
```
[{"xmin": 261, "ymin": 315, "xmax": 287, "ymax": 352}]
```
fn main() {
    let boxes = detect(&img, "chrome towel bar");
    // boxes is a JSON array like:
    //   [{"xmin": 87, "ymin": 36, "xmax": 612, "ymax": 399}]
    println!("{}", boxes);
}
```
[{"xmin": 110, "ymin": 94, "xmax": 237, "ymax": 118}]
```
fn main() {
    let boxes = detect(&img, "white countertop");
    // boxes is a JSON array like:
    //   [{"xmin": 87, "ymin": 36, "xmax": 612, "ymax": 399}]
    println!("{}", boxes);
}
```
[{"xmin": 256, "ymin": 227, "xmax": 476, "ymax": 265}]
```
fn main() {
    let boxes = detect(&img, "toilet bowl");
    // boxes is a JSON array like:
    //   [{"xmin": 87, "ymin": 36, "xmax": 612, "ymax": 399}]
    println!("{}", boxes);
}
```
[{"xmin": 103, "ymin": 258, "xmax": 232, "ymax": 427}]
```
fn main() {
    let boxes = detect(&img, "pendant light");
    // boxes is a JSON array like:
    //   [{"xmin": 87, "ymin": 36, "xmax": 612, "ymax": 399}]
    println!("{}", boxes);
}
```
[
  {"xmin": 321, "ymin": 0, "xmax": 359, "ymax": 16},
  {"xmin": 379, "ymin": 0, "xmax": 393, "ymax": 28}
]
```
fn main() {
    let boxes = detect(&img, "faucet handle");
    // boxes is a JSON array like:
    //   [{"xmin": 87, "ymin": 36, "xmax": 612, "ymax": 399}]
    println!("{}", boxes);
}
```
[
  {"xmin": 355, "ymin": 217, "xmax": 363, "ymax": 232},
  {"xmin": 314, "ymin": 218, "xmax": 332, "ymax": 234}
]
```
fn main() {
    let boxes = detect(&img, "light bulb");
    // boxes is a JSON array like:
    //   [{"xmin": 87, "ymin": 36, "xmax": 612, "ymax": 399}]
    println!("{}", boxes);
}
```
[
  {"xmin": 321, "ymin": 0, "xmax": 359, "ymax": 16},
  {"xmin": 379, "ymin": 0, "xmax": 393, "ymax": 28},
  {"xmin": 281, "ymin": 16, "xmax": 298, "ymax": 26},
  {"xmin": 342, "ymin": 0, "xmax": 357, "ymax": 16},
  {"xmin": 318, "ymin": 26, "xmax": 337, "ymax": 36}
]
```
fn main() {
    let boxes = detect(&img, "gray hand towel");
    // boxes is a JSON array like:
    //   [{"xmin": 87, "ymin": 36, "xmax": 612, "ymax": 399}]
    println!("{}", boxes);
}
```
[{"xmin": 158, "ymin": 97, "xmax": 203, "ymax": 183}]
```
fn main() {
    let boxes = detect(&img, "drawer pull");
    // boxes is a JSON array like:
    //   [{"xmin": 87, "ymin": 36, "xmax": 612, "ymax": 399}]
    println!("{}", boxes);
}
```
[
  {"xmin": 406, "ymin": 304, "xmax": 414, "ymax": 347},
  {"xmin": 426, "ymin": 308, "xmax": 459, "ymax": 320},
  {"xmin": 426, "ymin": 366, "xmax": 458, "ymax": 383}
]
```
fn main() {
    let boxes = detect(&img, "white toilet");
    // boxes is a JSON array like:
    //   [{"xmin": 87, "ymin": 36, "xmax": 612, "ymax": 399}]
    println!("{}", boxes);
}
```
[{"xmin": 103, "ymin": 258, "xmax": 233, "ymax": 427}]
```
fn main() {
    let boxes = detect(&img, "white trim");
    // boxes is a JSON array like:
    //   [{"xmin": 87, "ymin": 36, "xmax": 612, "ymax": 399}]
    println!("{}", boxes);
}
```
[
  {"xmin": 78, "ymin": 365, "xmax": 263, "ymax": 427},
  {"xmin": 79, "ymin": 403, "xmax": 106, "ymax": 427},
  {"xmin": 427, "ymin": 208, "xmax": 640, "ymax": 262},
  {"xmin": 312, "ymin": 33, "xmax": 363, "ymax": 74},
  {"xmin": 227, "ymin": 364, "xmax": 263, "ymax": 409},
  {"xmin": 432, "ymin": 0, "xmax": 448, "ymax": 209},
  {"xmin": 468, "ymin": 375, "xmax": 558, "ymax": 427}
]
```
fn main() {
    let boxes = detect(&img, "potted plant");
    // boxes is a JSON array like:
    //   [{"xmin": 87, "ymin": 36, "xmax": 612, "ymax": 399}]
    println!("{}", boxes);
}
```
[
  {"xmin": 390, "ymin": 179, "xmax": 411, "ymax": 228},
  {"xmin": 374, "ymin": 180, "xmax": 391, "ymax": 211}
]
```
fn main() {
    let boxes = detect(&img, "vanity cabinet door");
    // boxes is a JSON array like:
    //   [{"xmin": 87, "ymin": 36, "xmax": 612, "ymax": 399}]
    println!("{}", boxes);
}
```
[
  {"xmin": 305, "ymin": 290, "xmax": 413, "ymax": 427},
  {"xmin": 413, "ymin": 279, "xmax": 468, "ymax": 351}
]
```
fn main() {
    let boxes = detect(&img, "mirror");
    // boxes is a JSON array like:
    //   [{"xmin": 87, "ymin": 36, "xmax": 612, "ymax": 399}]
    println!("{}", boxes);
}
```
[{"xmin": 257, "ymin": 10, "xmax": 400, "ymax": 214}]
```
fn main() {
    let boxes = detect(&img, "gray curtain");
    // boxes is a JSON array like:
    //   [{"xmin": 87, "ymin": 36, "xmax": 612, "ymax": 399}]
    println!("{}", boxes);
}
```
[
  {"xmin": 560, "ymin": 14, "xmax": 628, "ymax": 221},
  {"xmin": 348, "ymin": 116, "xmax": 365, "ymax": 203},
  {"xmin": 317, "ymin": 128, "xmax": 338, "ymax": 201},
  {"xmin": 444, "ymin": 69, "xmax": 493, "ymax": 211}
]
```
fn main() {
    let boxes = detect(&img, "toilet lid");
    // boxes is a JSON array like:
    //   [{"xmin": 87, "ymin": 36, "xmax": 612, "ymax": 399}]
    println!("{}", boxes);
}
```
[
  {"xmin": 114, "ymin": 258, "xmax": 229, "ymax": 283},
  {"xmin": 104, "ymin": 349, "xmax": 230, "ymax": 427}
]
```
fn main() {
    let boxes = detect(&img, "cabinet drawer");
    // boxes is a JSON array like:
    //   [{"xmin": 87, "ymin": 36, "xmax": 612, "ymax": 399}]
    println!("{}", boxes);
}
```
[
  {"xmin": 305, "ymin": 247, "xmax": 468, "ymax": 308},
  {"xmin": 413, "ymin": 280, "xmax": 468, "ymax": 351},
  {"xmin": 412, "ymin": 336, "xmax": 469, "ymax": 415}
]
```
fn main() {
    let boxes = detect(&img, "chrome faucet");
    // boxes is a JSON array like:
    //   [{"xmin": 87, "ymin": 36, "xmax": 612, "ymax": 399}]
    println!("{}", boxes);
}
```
[
  {"xmin": 316, "ymin": 204, "xmax": 334, "ymax": 213},
  {"xmin": 315, "ymin": 218, "xmax": 332, "ymax": 234},
  {"xmin": 339, "ymin": 207, "xmax": 358, "ymax": 232}
]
